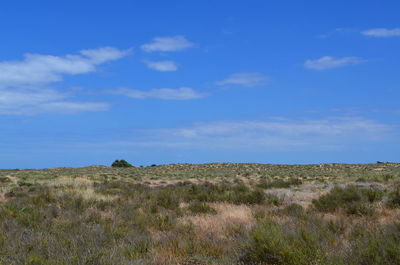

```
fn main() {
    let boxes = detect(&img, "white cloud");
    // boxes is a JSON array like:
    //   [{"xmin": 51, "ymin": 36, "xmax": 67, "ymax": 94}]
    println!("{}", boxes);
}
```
[
  {"xmin": 113, "ymin": 87, "xmax": 207, "ymax": 100},
  {"xmin": 0, "ymin": 47, "xmax": 131, "ymax": 87},
  {"xmin": 304, "ymin": 56, "xmax": 365, "ymax": 71},
  {"xmin": 216, "ymin": 72, "xmax": 268, "ymax": 87},
  {"xmin": 80, "ymin": 47, "xmax": 132, "ymax": 64},
  {"xmin": 141, "ymin": 36, "xmax": 194, "ymax": 52},
  {"xmin": 362, "ymin": 27, "xmax": 400, "ymax": 37},
  {"xmin": 0, "ymin": 47, "xmax": 128, "ymax": 115},
  {"xmin": 38, "ymin": 101, "xmax": 109, "ymax": 113},
  {"xmin": 121, "ymin": 117, "xmax": 394, "ymax": 151},
  {"xmin": 0, "ymin": 88, "xmax": 109, "ymax": 115},
  {"xmin": 143, "ymin": 60, "xmax": 178, "ymax": 72}
]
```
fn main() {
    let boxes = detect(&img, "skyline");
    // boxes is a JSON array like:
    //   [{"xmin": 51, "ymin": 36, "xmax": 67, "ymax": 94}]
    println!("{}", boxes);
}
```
[{"xmin": 1, "ymin": 0, "xmax": 399, "ymax": 168}]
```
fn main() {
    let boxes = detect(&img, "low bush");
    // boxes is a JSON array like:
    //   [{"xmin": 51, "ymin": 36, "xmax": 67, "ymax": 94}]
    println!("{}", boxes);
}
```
[
  {"xmin": 386, "ymin": 186, "xmax": 400, "ymax": 208},
  {"xmin": 17, "ymin": 180, "xmax": 35, "ymax": 187},
  {"xmin": 155, "ymin": 189, "xmax": 181, "ymax": 210},
  {"xmin": 348, "ymin": 223, "xmax": 400, "ymax": 265},
  {"xmin": 0, "ymin": 177, "xmax": 11, "ymax": 183},
  {"xmin": 362, "ymin": 188, "xmax": 384, "ymax": 203},
  {"xmin": 240, "ymin": 219, "xmax": 327, "ymax": 265},
  {"xmin": 312, "ymin": 185, "xmax": 381, "ymax": 216},
  {"xmin": 257, "ymin": 178, "xmax": 302, "ymax": 189}
]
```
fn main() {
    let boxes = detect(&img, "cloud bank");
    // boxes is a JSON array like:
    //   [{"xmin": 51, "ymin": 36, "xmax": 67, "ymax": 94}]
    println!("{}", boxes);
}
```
[
  {"xmin": 0, "ymin": 47, "xmax": 130, "ymax": 115},
  {"xmin": 362, "ymin": 27, "xmax": 400, "ymax": 37},
  {"xmin": 304, "ymin": 56, "xmax": 365, "ymax": 70},
  {"xmin": 121, "ymin": 116, "xmax": 394, "ymax": 151}
]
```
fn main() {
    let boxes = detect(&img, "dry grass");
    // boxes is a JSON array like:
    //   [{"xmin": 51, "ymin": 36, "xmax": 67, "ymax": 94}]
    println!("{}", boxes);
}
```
[
  {"xmin": 39, "ymin": 176, "xmax": 118, "ymax": 201},
  {"xmin": 180, "ymin": 202, "xmax": 255, "ymax": 238}
]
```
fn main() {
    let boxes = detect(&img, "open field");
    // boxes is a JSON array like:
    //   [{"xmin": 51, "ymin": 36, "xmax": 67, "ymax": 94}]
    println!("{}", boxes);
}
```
[{"xmin": 1, "ymin": 163, "xmax": 400, "ymax": 264}]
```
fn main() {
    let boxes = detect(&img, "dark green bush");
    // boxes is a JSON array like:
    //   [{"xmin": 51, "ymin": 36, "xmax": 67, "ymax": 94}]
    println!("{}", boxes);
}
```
[
  {"xmin": 17, "ymin": 180, "xmax": 34, "ymax": 187},
  {"xmin": 231, "ymin": 189, "xmax": 266, "ymax": 205},
  {"xmin": 111, "ymin": 159, "xmax": 134, "ymax": 168},
  {"xmin": 386, "ymin": 186, "xmax": 400, "ymax": 208},
  {"xmin": 0, "ymin": 177, "xmax": 11, "ymax": 183},
  {"xmin": 362, "ymin": 188, "xmax": 384, "ymax": 203},
  {"xmin": 312, "ymin": 185, "xmax": 380, "ymax": 216},
  {"xmin": 345, "ymin": 202, "xmax": 375, "ymax": 216},
  {"xmin": 240, "ymin": 219, "xmax": 327, "ymax": 265}
]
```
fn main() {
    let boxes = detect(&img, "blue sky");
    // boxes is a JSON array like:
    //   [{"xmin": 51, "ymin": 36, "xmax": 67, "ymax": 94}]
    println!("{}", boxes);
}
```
[{"xmin": 1, "ymin": 0, "xmax": 399, "ymax": 168}]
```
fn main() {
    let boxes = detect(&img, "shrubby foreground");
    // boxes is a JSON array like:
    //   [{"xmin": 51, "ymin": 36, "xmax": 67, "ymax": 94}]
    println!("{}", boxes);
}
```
[{"xmin": 0, "ymin": 163, "xmax": 399, "ymax": 264}]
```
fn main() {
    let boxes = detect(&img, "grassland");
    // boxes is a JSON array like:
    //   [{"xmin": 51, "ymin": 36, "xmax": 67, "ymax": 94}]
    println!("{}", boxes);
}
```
[{"xmin": 0, "ymin": 163, "xmax": 399, "ymax": 264}]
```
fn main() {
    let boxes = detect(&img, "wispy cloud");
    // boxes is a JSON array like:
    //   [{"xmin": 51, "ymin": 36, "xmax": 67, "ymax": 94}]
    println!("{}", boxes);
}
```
[
  {"xmin": 304, "ymin": 56, "xmax": 365, "ymax": 71},
  {"xmin": 141, "ymin": 36, "xmax": 194, "ymax": 52},
  {"xmin": 80, "ymin": 47, "xmax": 132, "ymax": 63},
  {"xmin": 362, "ymin": 27, "xmax": 400, "ymax": 37},
  {"xmin": 37, "ymin": 101, "xmax": 109, "ymax": 114},
  {"xmin": 0, "ymin": 47, "xmax": 130, "ymax": 115},
  {"xmin": 216, "ymin": 72, "xmax": 268, "ymax": 87},
  {"xmin": 113, "ymin": 87, "xmax": 207, "ymax": 100},
  {"xmin": 318, "ymin": 28, "xmax": 356, "ymax": 38},
  {"xmin": 0, "ymin": 88, "xmax": 110, "ymax": 115},
  {"xmin": 94, "ymin": 116, "xmax": 395, "ymax": 151},
  {"xmin": 0, "ymin": 47, "xmax": 131, "ymax": 86},
  {"xmin": 143, "ymin": 60, "xmax": 178, "ymax": 72}
]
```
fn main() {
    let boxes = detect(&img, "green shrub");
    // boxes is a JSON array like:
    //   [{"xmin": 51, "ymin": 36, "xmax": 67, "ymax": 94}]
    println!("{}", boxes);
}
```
[
  {"xmin": 111, "ymin": 159, "xmax": 134, "ymax": 168},
  {"xmin": 17, "ymin": 180, "xmax": 34, "ymax": 187},
  {"xmin": 240, "ymin": 219, "xmax": 327, "ymax": 265},
  {"xmin": 345, "ymin": 202, "xmax": 375, "ymax": 216},
  {"xmin": 0, "ymin": 177, "xmax": 11, "ymax": 183},
  {"xmin": 312, "ymin": 185, "xmax": 380, "ymax": 216},
  {"xmin": 361, "ymin": 188, "xmax": 384, "ymax": 203},
  {"xmin": 386, "ymin": 186, "xmax": 400, "ymax": 208},
  {"xmin": 232, "ymin": 189, "xmax": 266, "ymax": 205},
  {"xmin": 155, "ymin": 189, "xmax": 180, "ymax": 210},
  {"xmin": 348, "ymin": 224, "xmax": 400, "ymax": 265}
]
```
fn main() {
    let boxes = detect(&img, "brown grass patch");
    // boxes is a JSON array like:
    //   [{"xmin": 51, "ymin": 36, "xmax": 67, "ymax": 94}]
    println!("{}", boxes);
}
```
[
  {"xmin": 180, "ymin": 202, "xmax": 255, "ymax": 238},
  {"xmin": 42, "ymin": 176, "xmax": 118, "ymax": 201}
]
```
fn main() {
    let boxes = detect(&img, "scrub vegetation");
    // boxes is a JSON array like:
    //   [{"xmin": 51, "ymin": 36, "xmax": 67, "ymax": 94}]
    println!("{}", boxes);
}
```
[{"xmin": 0, "ymin": 163, "xmax": 399, "ymax": 264}]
